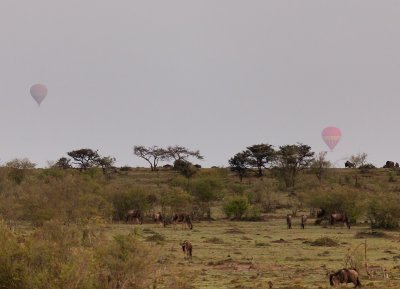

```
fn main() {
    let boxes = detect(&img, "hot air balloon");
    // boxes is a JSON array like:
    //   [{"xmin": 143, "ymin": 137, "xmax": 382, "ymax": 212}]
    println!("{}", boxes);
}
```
[
  {"xmin": 321, "ymin": 126, "xmax": 341, "ymax": 151},
  {"xmin": 30, "ymin": 84, "xmax": 47, "ymax": 106}
]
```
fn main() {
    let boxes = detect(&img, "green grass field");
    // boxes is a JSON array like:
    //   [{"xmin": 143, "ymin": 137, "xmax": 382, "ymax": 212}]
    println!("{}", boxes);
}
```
[{"xmin": 105, "ymin": 212, "xmax": 400, "ymax": 289}]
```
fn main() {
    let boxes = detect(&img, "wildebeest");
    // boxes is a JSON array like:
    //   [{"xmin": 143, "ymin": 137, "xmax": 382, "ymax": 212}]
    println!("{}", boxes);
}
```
[
  {"xmin": 310, "ymin": 207, "xmax": 322, "ymax": 218},
  {"xmin": 286, "ymin": 214, "xmax": 292, "ymax": 229},
  {"xmin": 345, "ymin": 161, "xmax": 355, "ymax": 168},
  {"xmin": 181, "ymin": 240, "xmax": 192, "ymax": 259},
  {"xmin": 329, "ymin": 268, "xmax": 361, "ymax": 287},
  {"xmin": 301, "ymin": 215, "xmax": 308, "ymax": 229},
  {"xmin": 153, "ymin": 212, "xmax": 164, "ymax": 227},
  {"xmin": 313, "ymin": 208, "xmax": 327, "ymax": 225},
  {"xmin": 383, "ymin": 161, "xmax": 395, "ymax": 168},
  {"xmin": 172, "ymin": 213, "xmax": 193, "ymax": 230},
  {"xmin": 125, "ymin": 209, "xmax": 142, "ymax": 224},
  {"xmin": 330, "ymin": 213, "xmax": 350, "ymax": 229}
]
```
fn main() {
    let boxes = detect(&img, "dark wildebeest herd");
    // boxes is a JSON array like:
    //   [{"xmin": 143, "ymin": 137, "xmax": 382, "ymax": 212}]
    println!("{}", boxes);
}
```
[
  {"xmin": 346, "ymin": 159, "xmax": 400, "ymax": 169},
  {"xmin": 125, "ymin": 210, "xmax": 193, "ymax": 230},
  {"xmin": 172, "ymin": 212, "xmax": 193, "ymax": 230},
  {"xmin": 124, "ymin": 204, "xmax": 369, "ymax": 287}
]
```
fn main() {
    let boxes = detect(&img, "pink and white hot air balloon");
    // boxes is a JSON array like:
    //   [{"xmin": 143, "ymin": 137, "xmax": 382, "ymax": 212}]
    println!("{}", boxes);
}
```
[
  {"xmin": 321, "ymin": 127, "xmax": 341, "ymax": 151},
  {"xmin": 30, "ymin": 84, "xmax": 48, "ymax": 106}
]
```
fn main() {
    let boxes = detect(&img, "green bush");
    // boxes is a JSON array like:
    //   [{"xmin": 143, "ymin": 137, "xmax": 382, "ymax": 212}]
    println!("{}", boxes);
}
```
[
  {"xmin": 367, "ymin": 193, "xmax": 400, "ymax": 229},
  {"xmin": 304, "ymin": 186, "xmax": 365, "ymax": 224},
  {"xmin": 223, "ymin": 196, "xmax": 249, "ymax": 220},
  {"xmin": 111, "ymin": 186, "xmax": 153, "ymax": 221}
]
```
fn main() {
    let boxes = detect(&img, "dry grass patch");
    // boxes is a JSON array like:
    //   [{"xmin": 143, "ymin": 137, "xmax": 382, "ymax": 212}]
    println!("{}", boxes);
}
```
[
  {"xmin": 307, "ymin": 237, "xmax": 339, "ymax": 247},
  {"xmin": 355, "ymin": 230, "xmax": 388, "ymax": 239},
  {"xmin": 204, "ymin": 237, "xmax": 224, "ymax": 244},
  {"xmin": 224, "ymin": 227, "xmax": 245, "ymax": 234}
]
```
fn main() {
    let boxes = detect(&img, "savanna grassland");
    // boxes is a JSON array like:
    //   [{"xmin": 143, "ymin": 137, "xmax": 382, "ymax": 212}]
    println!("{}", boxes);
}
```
[
  {"xmin": 2, "ymin": 165, "xmax": 400, "ymax": 288},
  {"xmin": 113, "ymin": 216, "xmax": 400, "ymax": 289}
]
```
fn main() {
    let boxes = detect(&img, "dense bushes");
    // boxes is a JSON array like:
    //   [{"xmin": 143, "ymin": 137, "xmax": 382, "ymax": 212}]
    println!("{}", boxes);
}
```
[
  {"xmin": 367, "ymin": 193, "xmax": 400, "ymax": 229},
  {"xmin": 304, "ymin": 186, "xmax": 365, "ymax": 224},
  {"xmin": 111, "ymin": 186, "xmax": 153, "ymax": 221},
  {"xmin": 0, "ymin": 220, "xmax": 158, "ymax": 289},
  {"xmin": 223, "ymin": 196, "xmax": 249, "ymax": 220}
]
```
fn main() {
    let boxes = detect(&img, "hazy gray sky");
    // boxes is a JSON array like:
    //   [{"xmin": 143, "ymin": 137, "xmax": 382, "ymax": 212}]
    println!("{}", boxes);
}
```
[{"xmin": 1, "ymin": 1, "xmax": 400, "ymax": 168}]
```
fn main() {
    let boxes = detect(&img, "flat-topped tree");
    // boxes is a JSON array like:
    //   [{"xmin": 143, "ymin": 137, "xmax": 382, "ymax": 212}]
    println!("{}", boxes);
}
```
[
  {"xmin": 246, "ymin": 143, "xmax": 275, "ymax": 177},
  {"xmin": 133, "ymin": 145, "xmax": 168, "ymax": 171},
  {"xmin": 167, "ymin": 145, "xmax": 203, "ymax": 161},
  {"xmin": 67, "ymin": 148, "xmax": 100, "ymax": 171}
]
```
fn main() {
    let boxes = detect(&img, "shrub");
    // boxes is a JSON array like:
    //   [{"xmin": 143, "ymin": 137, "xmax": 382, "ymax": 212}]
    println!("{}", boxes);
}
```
[
  {"xmin": 223, "ymin": 196, "xmax": 249, "ymax": 220},
  {"xmin": 0, "ymin": 220, "xmax": 160, "ymax": 289},
  {"xmin": 173, "ymin": 160, "xmax": 198, "ymax": 178},
  {"xmin": 188, "ymin": 176, "xmax": 224, "ymax": 219},
  {"xmin": 309, "ymin": 237, "xmax": 339, "ymax": 247},
  {"xmin": 388, "ymin": 172, "xmax": 396, "ymax": 182},
  {"xmin": 367, "ymin": 193, "xmax": 400, "ymax": 229},
  {"xmin": 359, "ymin": 163, "xmax": 376, "ymax": 170},
  {"xmin": 304, "ymin": 186, "xmax": 365, "ymax": 224},
  {"xmin": 95, "ymin": 233, "xmax": 157, "ymax": 289},
  {"xmin": 243, "ymin": 205, "xmax": 262, "ymax": 221},
  {"xmin": 111, "ymin": 186, "xmax": 153, "ymax": 221}
]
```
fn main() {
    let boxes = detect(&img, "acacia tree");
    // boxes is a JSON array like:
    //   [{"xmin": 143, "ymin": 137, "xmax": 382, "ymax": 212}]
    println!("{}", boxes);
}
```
[
  {"xmin": 275, "ymin": 143, "xmax": 315, "ymax": 188},
  {"xmin": 97, "ymin": 156, "xmax": 116, "ymax": 175},
  {"xmin": 67, "ymin": 148, "xmax": 100, "ymax": 171},
  {"xmin": 166, "ymin": 145, "xmax": 203, "ymax": 162},
  {"xmin": 246, "ymin": 144, "xmax": 275, "ymax": 177},
  {"xmin": 133, "ymin": 145, "xmax": 167, "ymax": 171},
  {"xmin": 228, "ymin": 151, "xmax": 252, "ymax": 182}
]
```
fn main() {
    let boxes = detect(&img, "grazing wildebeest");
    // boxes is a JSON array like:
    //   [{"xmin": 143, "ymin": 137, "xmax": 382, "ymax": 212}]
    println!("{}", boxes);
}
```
[
  {"xmin": 330, "ymin": 213, "xmax": 350, "ymax": 229},
  {"xmin": 310, "ymin": 207, "xmax": 322, "ymax": 218},
  {"xmin": 314, "ymin": 208, "xmax": 327, "ymax": 225},
  {"xmin": 383, "ymin": 161, "xmax": 395, "ymax": 168},
  {"xmin": 153, "ymin": 212, "xmax": 164, "ymax": 227},
  {"xmin": 125, "ymin": 209, "xmax": 142, "ymax": 224},
  {"xmin": 329, "ymin": 268, "xmax": 361, "ymax": 287},
  {"xmin": 301, "ymin": 215, "xmax": 308, "ymax": 229},
  {"xmin": 286, "ymin": 214, "xmax": 292, "ymax": 229},
  {"xmin": 172, "ymin": 213, "xmax": 193, "ymax": 230},
  {"xmin": 345, "ymin": 161, "xmax": 355, "ymax": 168},
  {"xmin": 316, "ymin": 208, "xmax": 326, "ymax": 218},
  {"xmin": 396, "ymin": 162, "xmax": 399, "ymax": 168},
  {"xmin": 181, "ymin": 240, "xmax": 192, "ymax": 259}
]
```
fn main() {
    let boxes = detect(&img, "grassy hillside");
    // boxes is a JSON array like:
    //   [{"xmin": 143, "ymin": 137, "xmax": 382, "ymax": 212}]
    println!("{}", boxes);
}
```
[{"xmin": 1, "ymin": 166, "xmax": 400, "ymax": 288}]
